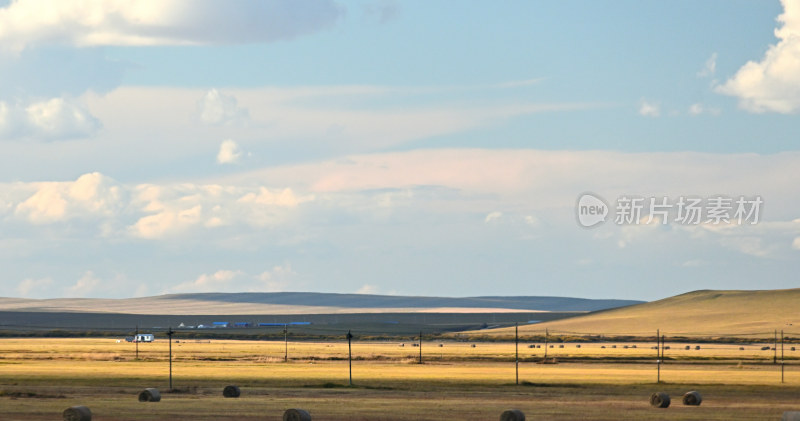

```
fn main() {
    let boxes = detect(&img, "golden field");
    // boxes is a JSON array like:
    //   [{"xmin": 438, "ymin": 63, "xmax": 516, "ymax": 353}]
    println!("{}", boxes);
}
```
[{"xmin": 2, "ymin": 338, "xmax": 800, "ymax": 420}]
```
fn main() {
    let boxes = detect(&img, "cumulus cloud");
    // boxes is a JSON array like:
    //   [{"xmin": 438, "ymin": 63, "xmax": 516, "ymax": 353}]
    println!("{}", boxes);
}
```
[
  {"xmin": 16, "ymin": 277, "xmax": 53, "ymax": 298},
  {"xmin": 14, "ymin": 172, "xmax": 121, "ymax": 224},
  {"xmin": 168, "ymin": 266, "xmax": 299, "ymax": 293},
  {"xmin": 64, "ymin": 270, "xmax": 102, "ymax": 297},
  {"xmin": 0, "ymin": 97, "xmax": 100, "ymax": 140},
  {"xmin": 128, "ymin": 183, "xmax": 311, "ymax": 238},
  {"xmin": 638, "ymin": 100, "xmax": 660, "ymax": 117},
  {"xmin": 256, "ymin": 263, "xmax": 298, "ymax": 292},
  {"xmin": 716, "ymin": 0, "xmax": 800, "ymax": 113},
  {"xmin": 198, "ymin": 89, "xmax": 248, "ymax": 126},
  {"xmin": 169, "ymin": 269, "xmax": 244, "ymax": 293},
  {"xmin": 217, "ymin": 139, "xmax": 242, "ymax": 164},
  {"xmin": 0, "ymin": 0, "xmax": 343, "ymax": 51}
]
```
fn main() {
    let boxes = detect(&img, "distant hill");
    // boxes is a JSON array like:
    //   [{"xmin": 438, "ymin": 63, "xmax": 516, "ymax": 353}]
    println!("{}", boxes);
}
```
[
  {"xmin": 0, "ymin": 292, "xmax": 642, "ymax": 315},
  {"xmin": 469, "ymin": 289, "xmax": 800, "ymax": 337}
]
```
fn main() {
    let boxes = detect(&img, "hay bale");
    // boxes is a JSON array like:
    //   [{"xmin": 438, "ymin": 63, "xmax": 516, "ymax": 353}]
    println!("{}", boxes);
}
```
[
  {"xmin": 63, "ymin": 406, "xmax": 92, "ymax": 421},
  {"xmin": 685, "ymin": 345, "xmax": 691, "ymax": 350},
  {"xmin": 695, "ymin": 345, "xmax": 701, "ymax": 350},
  {"xmin": 500, "ymin": 409, "xmax": 526, "ymax": 421},
  {"xmin": 739, "ymin": 347, "xmax": 745, "ymax": 350},
  {"xmin": 138, "ymin": 388, "xmax": 161, "ymax": 402},
  {"xmin": 649, "ymin": 392, "xmax": 670, "ymax": 408},
  {"xmin": 471, "ymin": 344, "xmax": 477, "ymax": 348},
  {"xmin": 783, "ymin": 411, "xmax": 800, "ymax": 421},
  {"xmin": 575, "ymin": 344, "xmax": 581, "ymax": 348},
  {"xmin": 793, "ymin": 347, "xmax": 797, "ymax": 351},
  {"xmin": 283, "ymin": 408, "xmax": 312, "ymax": 421},
  {"xmin": 223, "ymin": 385, "xmax": 241, "ymax": 398},
  {"xmin": 682, "ymin": 390, "xmax": 702, "ymax": 406},
  {"xmin": 558, "ymin": 344, "xmax": 564, "ymax": 348}
]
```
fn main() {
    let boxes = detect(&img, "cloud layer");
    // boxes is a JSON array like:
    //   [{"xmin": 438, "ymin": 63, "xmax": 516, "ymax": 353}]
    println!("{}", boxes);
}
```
[{"xmin": 0, "ymin": 0, "xmax": 343, "ymax": 51}]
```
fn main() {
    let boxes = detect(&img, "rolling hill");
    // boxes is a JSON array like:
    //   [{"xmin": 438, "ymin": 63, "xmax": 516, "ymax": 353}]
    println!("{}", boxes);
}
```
[
  {"xmin": 0, "ymin": 292, "xmax": 642, "ymax": 315},
  {"xmin": 469, "ymin": 289, "xmax": 800, "ymax": 337}
]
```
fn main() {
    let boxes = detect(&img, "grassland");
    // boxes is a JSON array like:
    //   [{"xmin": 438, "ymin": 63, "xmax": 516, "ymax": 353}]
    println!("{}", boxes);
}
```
[
  {"xmin": 3, "ymin": 338, "xmax": 800, "ymax": 420},
  {"xmin": 470, "ymin": 288, "xmax": 800, "ymax": 338}
]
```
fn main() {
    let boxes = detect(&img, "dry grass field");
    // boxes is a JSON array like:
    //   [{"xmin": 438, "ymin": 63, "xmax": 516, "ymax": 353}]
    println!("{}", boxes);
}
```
[
  {"xmin": 474, "ymin": 289, "xmax": 800, "ymax": 337},
  {"xmin": 3, "ymin": 338, "xmax": 800, "ymax": 420}
]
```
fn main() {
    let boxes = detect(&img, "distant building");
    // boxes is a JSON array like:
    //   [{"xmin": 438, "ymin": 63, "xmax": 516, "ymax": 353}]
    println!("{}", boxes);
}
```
[
  {"xmin": 134, "ymin": 334, "xmax": 154, "ymax": 343},
  {"xmin": 212, "ymin": 322, "xmax": 230, "ymax": 328}
]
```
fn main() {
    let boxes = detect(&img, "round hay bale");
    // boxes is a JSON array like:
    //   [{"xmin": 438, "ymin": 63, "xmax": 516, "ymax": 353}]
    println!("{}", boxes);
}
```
[
  {"xmin": 500, "ymin": 408, "xmax": 526, "ymax": 421},
  {"xmin": 471, "ymin": 344, "xmax": 477, "ymax": 348},
  {"xmin": 223, "ymin": 385, "xmax": 241, "ymax": 398},
  {"xmin": 695, "ymin": 345, "xmax": 701, "ymax": 350},
  {"xmin": 682, "ymin": 391, "xmax": 702, "ymax": 406},
  {"xmin": 685, "ymin": 345, "xmax": 691, "ymax": 350},
  {"xmin": 63, "ymin": 406, "xmax": 92, "ymax": 421},
  {"xmin": 575, "ymin": 344, "xmax": 581, "ymax": 348},
  {"xmin": 650, "ymin": 392, "xmax": 670, "ymax": 408},
  {"xmin": 138, "ymin": 388, "xmax": 161, "ymax": 402},
  {"xmin": 283, "ymin": 408, "xmax": 312, "ymax": 421}
]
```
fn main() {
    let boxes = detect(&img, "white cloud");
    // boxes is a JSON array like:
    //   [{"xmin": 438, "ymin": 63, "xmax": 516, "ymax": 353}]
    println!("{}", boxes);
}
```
[
  {"xmin": 256, "ymin": 263, "xmax": 298, "ymax": 292},
  {"xmin": 64, "ymin": 270, "xmax": 101, "ymax": 297},
  {"xmin": 638, "ymin": 100, "xmax": 660, "ymax": 117},
  {"xmin": 688, "ymin": 103, "xmax": 721, "ymax": 116},
  {"xmin": 697, "ymin": 52, "xmax": 717, "ymax": 78},
  {"xmin": 356, "ymin": 284, "xmax": 378, "ymax": 294},
  {"xmin": 0, "ymin": 97, "xmax": 100, "ymax": 140},
  {"xmin": 16, "ymin": 277, "xmax": 53, "ymax": 298},
  {"xmin": 198, "ymin": 89, "xmax": 248, "ymax": 126},
  {"xmin": 217, "ymin": 139, "xmax": 242, "ymax": 164},
  {"xmin": 14, "ymin": 172, "xmax": 121, "ymax": 224},
  {"xmin": 717, "ymin": 0, "xmax": 800, "ymax": 113},
  {"xmin": 484, "ymin": 211, "xmax": 503, "ymax": 223},
  {"xmin": 0, "ymin": 0, "xmax": 343, "ymax": 51},
  {"xmin": 792, "ymin": 237, "xmax": 800, "ymax": 250},
  {"xmin": 169, "ymin": 269, "xmax": 244, "ymax": 293}
]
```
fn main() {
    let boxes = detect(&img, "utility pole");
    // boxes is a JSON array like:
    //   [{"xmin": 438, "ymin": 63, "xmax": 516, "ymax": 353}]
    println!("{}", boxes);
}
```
[
  {"xmin": 775, "ymin": 330, "xmax": 778, "ymax": 364},
  {"xmin": 544, "ymin": 328, "xmax": 549, "ymax": 361},
  {"xmin": 284, "ymin": 324, "xmax": 288, "ymax": 363},
  {"xmin": 418, "ymin": 331, "xmax": 423, "ymax": 364},
  {"xmin": 515, "ymin": 323, "xmax": 519, "ymax": 385},
  {"xmin": 167, "ymin": 327, "xmax": 174, "ymax": 391},
  {"xmin": 347, "ymin": 330, "xmax": 353, "ymax": 386},
  {"xmin": 782, "ymin": 329, "xmax": 785, "ymax": 383},
  {"xmin": 135, "ymin": 324, "xmax": 139, "ymax": 360},
  {"xmin": 657, "ymin": 329, "xmax": 660, "ymax": 383}
]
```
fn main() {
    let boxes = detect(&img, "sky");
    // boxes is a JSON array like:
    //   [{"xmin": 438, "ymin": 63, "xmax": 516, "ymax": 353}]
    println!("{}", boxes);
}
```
[{"xmin": 0, "ymin": 0, "xmax": 799, "ymax": 301}]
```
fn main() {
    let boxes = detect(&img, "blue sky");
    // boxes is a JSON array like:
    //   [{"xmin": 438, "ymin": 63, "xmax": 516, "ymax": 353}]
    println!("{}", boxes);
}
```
[{"xmin": 0, "ymin": 0, "xmax": 799, "ymax": 300}]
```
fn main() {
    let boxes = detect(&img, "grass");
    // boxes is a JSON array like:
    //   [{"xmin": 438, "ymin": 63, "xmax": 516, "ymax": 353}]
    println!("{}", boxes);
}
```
[
  {"xmin": 470, "ymin": 288, "xmax": 800, "ymax": 337},
  {"xmin": 2, "ymin": 338, "xmax": 800, "ymax": 420}
]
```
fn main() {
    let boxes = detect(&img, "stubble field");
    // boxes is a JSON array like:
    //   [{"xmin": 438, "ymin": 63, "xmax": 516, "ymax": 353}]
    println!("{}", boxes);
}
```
[{"xmin": 1, "ymin": 338, "xmax": 799, "ymax": 420}]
